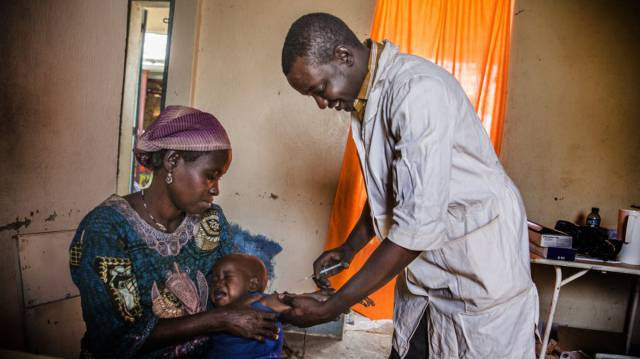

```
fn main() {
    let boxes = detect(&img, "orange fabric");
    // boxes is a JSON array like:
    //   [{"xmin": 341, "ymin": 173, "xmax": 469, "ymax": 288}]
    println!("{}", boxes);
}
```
[
  {"xmin": 324, "ymin": 130, "xmax": 396, "ymax": 320},
  {"xmin": 325, "ymin": 0, "xmax": 515, "ymax": 319},
  {"xmin": 370, "ymin": 0, "xmax": 514, "ymax": 153}
]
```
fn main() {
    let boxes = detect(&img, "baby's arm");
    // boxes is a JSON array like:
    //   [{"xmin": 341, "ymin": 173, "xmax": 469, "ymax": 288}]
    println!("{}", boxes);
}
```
[
  {"xmin": 260, "ymin": 290, "xmax": 333, "ymax": 313},
  {"xmin": 259, "ymin": 293, "xmax": 291, "ymax": 313}
]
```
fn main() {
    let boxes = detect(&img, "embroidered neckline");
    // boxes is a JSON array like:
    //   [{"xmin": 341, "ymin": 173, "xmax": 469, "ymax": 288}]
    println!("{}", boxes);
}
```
[{"xmin": 102, "ymin": 194, "xmax": 199, "ymax": 256}]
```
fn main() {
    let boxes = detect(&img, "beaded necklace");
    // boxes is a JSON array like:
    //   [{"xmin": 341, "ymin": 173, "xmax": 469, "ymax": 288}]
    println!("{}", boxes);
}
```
[{"xmin": 141, "ymin": 189, "xmax": 168, "ymax": 232}]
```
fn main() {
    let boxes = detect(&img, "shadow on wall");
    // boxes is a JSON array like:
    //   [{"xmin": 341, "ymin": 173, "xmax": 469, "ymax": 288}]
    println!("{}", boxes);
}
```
[{"xmin": 231, "ymin": 223, "xmax": 283, "ymax": 282}]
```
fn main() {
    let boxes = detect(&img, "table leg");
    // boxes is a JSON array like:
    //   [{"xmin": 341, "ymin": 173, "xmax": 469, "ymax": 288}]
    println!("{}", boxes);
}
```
[
  {"xmin": 539, "ymin": 267, "xmax": 563, "ymax": 359},
  {"xmin": 625, "ymin": 276, "xmax": 640, "ymax": 354},
  {"xmin": 539, "ymin": 267, "xmax": 590, "ymax": 359}
]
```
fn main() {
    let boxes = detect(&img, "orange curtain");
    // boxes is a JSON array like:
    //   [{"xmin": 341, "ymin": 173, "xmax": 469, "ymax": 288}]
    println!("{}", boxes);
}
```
[{"xmin": 325, "ymin": 0, "xmax": 515, "ymax": 319}]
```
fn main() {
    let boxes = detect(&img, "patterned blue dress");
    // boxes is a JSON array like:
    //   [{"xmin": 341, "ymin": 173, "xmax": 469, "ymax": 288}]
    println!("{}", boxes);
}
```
[{"xmin": 69, "ymin": 195, "xmax": 233, "ymax": 358}]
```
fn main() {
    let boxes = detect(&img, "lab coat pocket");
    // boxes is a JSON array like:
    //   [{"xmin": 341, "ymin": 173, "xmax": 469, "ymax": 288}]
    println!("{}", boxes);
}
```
[
  {"xmin": 441, "ymin": 216, "xmax": 527, "ymax": 311},
  {"xmin": 446, "ymin": 196, "xmax": 499, "ymax": 240},
  {"xmin": 457, "ymin": 289, "xmax": 537, "ymax": 359}
]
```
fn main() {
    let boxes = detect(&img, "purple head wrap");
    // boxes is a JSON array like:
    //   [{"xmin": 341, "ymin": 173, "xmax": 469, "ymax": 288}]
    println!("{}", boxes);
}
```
[{"xmin": 134, "ymin": 106, "xmax": 231, "ymax": 165}]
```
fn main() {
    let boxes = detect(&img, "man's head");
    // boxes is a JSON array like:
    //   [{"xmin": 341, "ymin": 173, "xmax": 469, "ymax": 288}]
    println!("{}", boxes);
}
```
[
  {"xmin": 281, "ymin": 13, "xmax": 369, "ymax": 112},
  {"xmin": 209, "ymin": 253, "xmax": 268, "ymax": 307}
]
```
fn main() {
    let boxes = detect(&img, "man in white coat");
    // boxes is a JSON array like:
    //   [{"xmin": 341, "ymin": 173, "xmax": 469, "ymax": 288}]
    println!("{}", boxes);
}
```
[{"xmin": 280, "ymin": 13, "xmax": 538, "ymax": 358}]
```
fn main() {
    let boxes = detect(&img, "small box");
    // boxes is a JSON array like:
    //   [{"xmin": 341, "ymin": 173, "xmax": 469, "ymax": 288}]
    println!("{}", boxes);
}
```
[
  {"xmin": 528, "ymin": 221, "xmax": 573, "ymax": 248},
  {"xmin": 529, "ymin": 242, "xmax": 576, "ymax": 261}
]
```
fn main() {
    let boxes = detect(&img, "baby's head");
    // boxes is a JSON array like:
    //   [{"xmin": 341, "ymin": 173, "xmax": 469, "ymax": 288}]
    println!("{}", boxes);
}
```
[{"xmin": 209, "ymin": 253, "xmax": 268, "ymax": 307}]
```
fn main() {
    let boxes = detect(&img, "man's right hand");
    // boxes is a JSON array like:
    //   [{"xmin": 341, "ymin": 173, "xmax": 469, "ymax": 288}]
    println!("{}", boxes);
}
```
[{"xmin": 312, "ymin": 244, "xmax": 355, "ymax": 288}]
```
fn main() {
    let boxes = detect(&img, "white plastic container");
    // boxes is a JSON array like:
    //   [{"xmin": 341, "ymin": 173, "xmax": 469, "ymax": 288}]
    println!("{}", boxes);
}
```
[{"xmin": 618, "ymin": 210, "xmax": 640, "ymax": 265}]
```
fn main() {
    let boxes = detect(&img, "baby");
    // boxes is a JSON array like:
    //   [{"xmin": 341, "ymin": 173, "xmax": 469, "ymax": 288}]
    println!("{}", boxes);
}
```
[{"xmin": 206, "ymin": 253, "xmax": 289, "ymax": 359}]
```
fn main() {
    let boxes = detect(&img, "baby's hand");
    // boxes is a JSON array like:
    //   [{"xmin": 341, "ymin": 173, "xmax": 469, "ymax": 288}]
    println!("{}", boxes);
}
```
[{"xmin": 259, "ymin": 293, "xmax": 291, "ymax": 313}]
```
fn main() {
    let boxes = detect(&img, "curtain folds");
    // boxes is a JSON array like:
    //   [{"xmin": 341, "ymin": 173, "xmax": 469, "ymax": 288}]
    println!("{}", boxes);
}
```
[{"xmin": 325, "ymin": 0, "xmax": 514, "ymax": 319}]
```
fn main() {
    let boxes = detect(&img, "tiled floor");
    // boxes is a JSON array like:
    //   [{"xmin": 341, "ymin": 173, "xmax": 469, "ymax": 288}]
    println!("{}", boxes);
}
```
[{"xmin": 283, "ymin": 313, "xmax": 393, "ymax": 359}]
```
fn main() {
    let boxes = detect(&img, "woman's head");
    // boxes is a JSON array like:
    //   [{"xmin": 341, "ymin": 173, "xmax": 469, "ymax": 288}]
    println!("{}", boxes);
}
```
[{"xmin": 134, "ymin": 106, "xmax": 232, "ymax": 214}]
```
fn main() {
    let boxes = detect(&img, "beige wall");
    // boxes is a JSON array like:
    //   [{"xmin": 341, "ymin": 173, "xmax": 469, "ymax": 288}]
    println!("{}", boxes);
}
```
[
  {"xmin": 502, "ymin": 0, "xmax": 640, "ymax": 229},
  {"xmin": 0, "ymin": 0, "xmax": 377, "ymax": 354},
  {"xmin": 0, "ymin": 0, "xmax": 128, "ymax": 354},
  {"xmin": 192, "ymin": 0, "xmax": 377, "ymax": 292},
  {"xmin": 502, "ymin": 0, "xmax": 640, "ymax": 341}
]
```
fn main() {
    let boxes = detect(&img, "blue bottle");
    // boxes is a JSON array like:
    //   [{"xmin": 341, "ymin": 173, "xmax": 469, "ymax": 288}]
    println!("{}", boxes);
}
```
[{"xmin": 586, "ymin": 207, "xmax": 601, "ymax": 228}]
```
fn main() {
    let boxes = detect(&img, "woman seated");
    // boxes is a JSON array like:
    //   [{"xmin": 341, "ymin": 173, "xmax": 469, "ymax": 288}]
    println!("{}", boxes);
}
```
[{"xmin": 69, "ymin": 106, "xmax": 278, "ymax": 358}]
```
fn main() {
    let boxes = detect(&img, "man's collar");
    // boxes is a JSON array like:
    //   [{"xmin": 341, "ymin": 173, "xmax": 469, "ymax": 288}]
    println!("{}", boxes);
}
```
[{"xmin": 353, "ymin": 39, "xmax": 384, "ymax": 119}]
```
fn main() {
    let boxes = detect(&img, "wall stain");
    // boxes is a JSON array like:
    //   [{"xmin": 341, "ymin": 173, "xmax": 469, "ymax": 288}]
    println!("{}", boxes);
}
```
[
  {"xmin": 269, "ymin": 193, "xmax": 279, "ymax": 200},
  {"xmin": 45, "ymin": 211, "xmax": 58, "ymax": 222},
  {"xmin": 0, "ymin": 217, "xmax": 32, "ymax": 232}
]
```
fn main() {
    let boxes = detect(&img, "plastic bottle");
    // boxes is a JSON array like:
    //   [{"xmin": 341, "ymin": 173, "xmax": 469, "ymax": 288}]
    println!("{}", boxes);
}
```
[{"xmin": 586, "ymin": 207, "xmax": 601, "ymax": 228}]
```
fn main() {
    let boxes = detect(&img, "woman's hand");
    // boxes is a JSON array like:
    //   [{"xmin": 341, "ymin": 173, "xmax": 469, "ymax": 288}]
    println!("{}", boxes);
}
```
[
  {"xmin": 143, "ymin": 293, "xmax": 277, "ymax": 351},
  {"xmin": 218, "ymin": 307, "xmax": 278, "ymax": 341},
  {"xmin": 312, "ymin": 244, "xmax": 355, "ymax": 288},
  {"xmin": 219, "ymin": 294, "xmax": 279, "ymax": 341},
  {"xmin": 279, "ymin": 294, "xmax": 338, "ymax": 328}
]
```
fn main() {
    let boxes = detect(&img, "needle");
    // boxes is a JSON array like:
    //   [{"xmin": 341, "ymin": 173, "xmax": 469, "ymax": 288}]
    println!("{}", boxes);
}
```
[
  {"xmin": 299, "ymin": 262, "xmax": 349, "ymax": 282},
  {"xmin": 295, "ymin": 262, "xmax": 376, "ymax": 307}
]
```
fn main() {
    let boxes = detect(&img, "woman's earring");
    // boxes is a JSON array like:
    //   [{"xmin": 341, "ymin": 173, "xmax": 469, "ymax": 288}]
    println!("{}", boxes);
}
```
[{"xmin": 165, "ymin": 173, "xmax": 173, "ymax": 184}]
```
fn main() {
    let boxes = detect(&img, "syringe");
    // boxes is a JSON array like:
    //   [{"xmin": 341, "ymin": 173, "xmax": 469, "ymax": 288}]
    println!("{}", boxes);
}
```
[{"xmin": 300, "ymin": 261, "xmax": 349, "ymax": 282}]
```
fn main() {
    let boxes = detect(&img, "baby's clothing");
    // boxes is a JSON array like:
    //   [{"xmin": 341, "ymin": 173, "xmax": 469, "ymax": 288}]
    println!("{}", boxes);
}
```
[{"xmin": 206, "ymin": 293, "xmax": 283, "ymax": 359}]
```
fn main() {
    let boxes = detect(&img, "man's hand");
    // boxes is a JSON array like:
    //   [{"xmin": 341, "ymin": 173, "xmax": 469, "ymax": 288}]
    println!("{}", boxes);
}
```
[
  {"xmin": 279, "ymin": 294, "xmax": 337, "ymax": 328},
  {"xmin": 312, "ymin": 203, "xmax": 375, "ymax": 288},
  {"xmin": 312, "ymin": 244, "xmax": 355, "ymax": 288},
  {"xmin": 298, "ymin": 289, "xmax": 333, "ymax": 302}
]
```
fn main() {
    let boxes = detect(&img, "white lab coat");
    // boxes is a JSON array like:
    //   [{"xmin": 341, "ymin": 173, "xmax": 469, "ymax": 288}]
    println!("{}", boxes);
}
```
[{"xmin": 351, "ymin": 41, "xmax": 538, "ymax": 358}]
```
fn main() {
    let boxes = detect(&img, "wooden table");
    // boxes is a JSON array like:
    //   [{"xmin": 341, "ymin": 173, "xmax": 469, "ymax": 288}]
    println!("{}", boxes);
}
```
[{"xmin": 531, "ymin": 258, "xmax": 640, "ymax": 359}]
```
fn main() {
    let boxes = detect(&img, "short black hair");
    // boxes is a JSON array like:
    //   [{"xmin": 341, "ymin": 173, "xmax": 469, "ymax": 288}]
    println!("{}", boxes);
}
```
[{"xmin": 281, "ymin": 13, "xmax": 362, "ymax": 75}]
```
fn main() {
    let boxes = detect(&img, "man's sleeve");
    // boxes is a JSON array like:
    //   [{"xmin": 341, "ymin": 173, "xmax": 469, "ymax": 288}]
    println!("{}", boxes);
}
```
[
  {"xmin": 386, "ymin": 75, "xmax": 454, "ymax": 251},
  {"xmin": 69, "ymin": 208, "xmax": 158, "ymax": 358}
]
